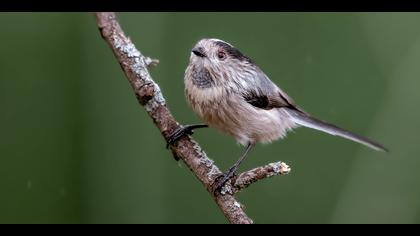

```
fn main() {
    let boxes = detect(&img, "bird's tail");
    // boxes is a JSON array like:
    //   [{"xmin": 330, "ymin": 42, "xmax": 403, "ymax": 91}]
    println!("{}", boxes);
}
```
[{"xmin": 285, "ymin": 108, "xmax": 388, "ymax": 152}]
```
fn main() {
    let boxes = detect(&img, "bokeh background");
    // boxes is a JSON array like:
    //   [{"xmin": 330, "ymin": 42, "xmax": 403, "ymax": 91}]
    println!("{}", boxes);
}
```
[{"xmin": 0, "ymin": 12, "xmax": 419, "ymax": 224}]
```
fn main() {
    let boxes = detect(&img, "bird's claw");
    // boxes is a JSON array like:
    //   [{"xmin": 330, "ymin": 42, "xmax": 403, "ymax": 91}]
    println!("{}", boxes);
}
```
[
  {"xmin": 166, "ymin": 124, "xmax": 208, "ymax": 149},
  {"xmin": 166, "ymin": 126, "xmax": 194, "ymax": 149},
  {"xmin": 212, "ymin": 169, "xmax": 237, "ymax": 193}
]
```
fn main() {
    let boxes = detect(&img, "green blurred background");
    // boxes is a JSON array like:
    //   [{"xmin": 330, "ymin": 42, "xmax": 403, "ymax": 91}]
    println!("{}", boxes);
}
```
[{"xmin": 0, "ymin": 12, "xmax": 419, "ymax": 224}]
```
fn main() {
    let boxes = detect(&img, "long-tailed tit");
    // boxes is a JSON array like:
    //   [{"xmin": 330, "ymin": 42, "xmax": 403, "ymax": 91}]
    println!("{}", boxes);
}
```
[{"xmin": 168, "ymin": 38, "xmax": 387, "ymax": 192}]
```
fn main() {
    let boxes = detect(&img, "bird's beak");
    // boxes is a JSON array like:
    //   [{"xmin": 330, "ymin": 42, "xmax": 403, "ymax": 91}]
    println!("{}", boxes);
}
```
[{"xmin": 192, "ymin": 47, "xmax": 206, "ymax": 57}]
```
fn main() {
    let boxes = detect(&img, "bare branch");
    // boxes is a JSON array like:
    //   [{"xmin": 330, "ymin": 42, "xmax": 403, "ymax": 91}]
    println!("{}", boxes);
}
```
[
  {"xmin": 144, "ymin": 56, "xmax": 160, "ymax": 68},
  {"xmin": 94, "ymin": 12, "xmax": 290, "ymax": 224},
  {"xmin": 232, "ymin": 162, "xmax": 291, "ymax": 194}
]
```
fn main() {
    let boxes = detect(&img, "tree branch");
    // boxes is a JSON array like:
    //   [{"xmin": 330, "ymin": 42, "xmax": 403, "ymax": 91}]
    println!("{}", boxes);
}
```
[
  {"xmin": 95, "ymin": 12, "xmax": 290, "ymax": 224},
  {"xmin": 232, "ymin": 161, "xmax": 291, "ymax": 194}
]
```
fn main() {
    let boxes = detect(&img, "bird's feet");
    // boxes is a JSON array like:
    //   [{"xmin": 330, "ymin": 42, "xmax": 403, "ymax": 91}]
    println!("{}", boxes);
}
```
[
  {"xmin": 212, "ymin": 167, "xmax": 237, "ymax": 193},
  {"xmin": 166, "ymin": 124, "xmax": 208, "ymax": 149},
  {"xmin": 166, "ymin": 126, "xmax": 194, "ymax": 149}
]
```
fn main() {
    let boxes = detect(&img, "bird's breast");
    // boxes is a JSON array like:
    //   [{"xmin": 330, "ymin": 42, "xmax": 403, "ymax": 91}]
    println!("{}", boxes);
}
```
[{"xmin": 185, "ymin": 81, "xmax": 229, "ymax": 118}]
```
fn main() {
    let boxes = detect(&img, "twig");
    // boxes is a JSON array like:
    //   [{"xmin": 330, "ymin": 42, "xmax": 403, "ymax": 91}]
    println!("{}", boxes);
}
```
[
  {"xmin": 95, "ymin": 12, "xmax": 290, "ymax": 224},
  {"xmin": 232, "ymin": 161, "xmax": 291, "ymax": 194}
]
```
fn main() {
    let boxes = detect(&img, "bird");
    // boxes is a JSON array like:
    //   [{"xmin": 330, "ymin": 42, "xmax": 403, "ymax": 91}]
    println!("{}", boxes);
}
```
[{"xmin": 167, "ymin": 38, "xmax": 387, "ymax": 192}]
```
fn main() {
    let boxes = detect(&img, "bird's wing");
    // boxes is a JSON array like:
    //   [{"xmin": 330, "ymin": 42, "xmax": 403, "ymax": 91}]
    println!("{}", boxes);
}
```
[{"xmin": 241, "ymin": 67, "xmax": 305, "ymax": 113}]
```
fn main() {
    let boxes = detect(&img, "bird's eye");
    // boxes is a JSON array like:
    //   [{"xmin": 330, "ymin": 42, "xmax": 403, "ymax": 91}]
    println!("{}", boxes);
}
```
[{"xmin": 217, "ymin": 51, "xmax": 226, "ymax": 60}]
